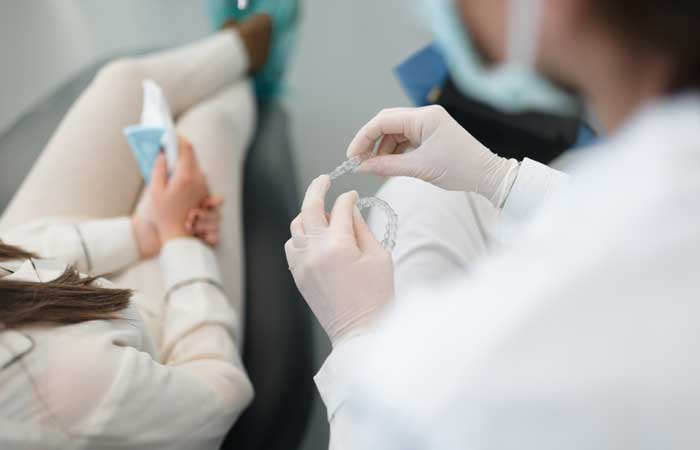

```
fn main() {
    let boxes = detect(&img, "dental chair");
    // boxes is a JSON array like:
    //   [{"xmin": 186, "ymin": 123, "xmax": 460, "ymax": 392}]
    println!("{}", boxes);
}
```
[{"xmin": 0, "ymin": 55, "xmax": 314, "ymax": 450}]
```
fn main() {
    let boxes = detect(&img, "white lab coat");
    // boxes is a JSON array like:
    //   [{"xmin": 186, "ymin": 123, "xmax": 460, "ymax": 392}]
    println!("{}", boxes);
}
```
[{"xmin": 315, "ymin": 93, "xmax": 700, "ymax": 449}]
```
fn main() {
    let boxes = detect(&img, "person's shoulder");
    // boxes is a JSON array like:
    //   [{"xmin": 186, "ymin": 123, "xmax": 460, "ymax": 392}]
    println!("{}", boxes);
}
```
[
  {"xmin": 0, "ymin": 327, "xmax": 117, "ymax": 440},
  {"xmin": 18, "ymin": 319, "xmax": 149, "ymax": 433}
]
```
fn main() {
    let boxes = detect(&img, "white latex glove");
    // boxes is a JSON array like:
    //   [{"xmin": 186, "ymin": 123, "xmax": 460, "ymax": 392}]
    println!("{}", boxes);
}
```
[
  {"xmin": 347, "ymin": 105, "xmax": 520, "ymax": 207},
  {"xmin": 285, "ymin": 175, "xmax": 395, "ymax": 345}
]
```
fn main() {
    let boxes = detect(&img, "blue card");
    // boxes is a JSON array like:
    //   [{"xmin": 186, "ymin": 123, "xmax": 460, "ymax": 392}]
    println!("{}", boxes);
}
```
[
  {"xmin": 394, "ymin": 44, "xmax": 449, "ymax": 106},
  {"xmin": 123, "ymin": 125, "xmax": 165, "ymax": 184}
]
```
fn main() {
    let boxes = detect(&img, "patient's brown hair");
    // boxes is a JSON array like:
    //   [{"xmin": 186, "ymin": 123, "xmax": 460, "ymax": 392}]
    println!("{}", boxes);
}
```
[{"xmin": 0, "ymin": 242, "xmax": 131, "ymax": 328}]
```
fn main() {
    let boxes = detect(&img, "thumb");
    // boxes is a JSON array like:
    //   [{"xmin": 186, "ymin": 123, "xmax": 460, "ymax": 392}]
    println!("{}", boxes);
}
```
[
  {"xmin": 357, "ymin": 153, "xmax": 419, "ymax": 178},
  {"xmin": 151, "ymin": 153, "xmax": 168, "ymax": 190}
]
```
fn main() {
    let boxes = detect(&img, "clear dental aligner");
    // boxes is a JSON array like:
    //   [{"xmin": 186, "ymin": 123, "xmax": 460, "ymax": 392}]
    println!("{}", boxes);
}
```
[
  {"xmin": 327, "ymin": 155, "xmax": 365, "ymax": 181},
  {"xmin": 326, "ymin": 155, "xmax": 399, "ymax": 252},
  {"xmin": 357, "ymin": 197, "xmax": 398, "ymax": 251}
]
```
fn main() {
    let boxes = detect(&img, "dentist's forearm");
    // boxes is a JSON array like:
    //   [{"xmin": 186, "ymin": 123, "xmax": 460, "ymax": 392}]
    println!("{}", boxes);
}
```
[
  {"xmin": 501, "ymin": 158, "xmax": 571, "ymax": 221},
  {"xmin": 315, "ymin": 332, "xmax": 377, "ymax": 450},
  {"xmin": 483, "ymin": 157, "xmax": 520, "ymax": 208}
]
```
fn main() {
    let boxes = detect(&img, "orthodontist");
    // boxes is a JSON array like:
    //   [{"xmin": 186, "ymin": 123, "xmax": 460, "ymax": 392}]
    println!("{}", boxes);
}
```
[{"xmin": 286, "ymin": 0, "xmax": 700, "ymax": 448}]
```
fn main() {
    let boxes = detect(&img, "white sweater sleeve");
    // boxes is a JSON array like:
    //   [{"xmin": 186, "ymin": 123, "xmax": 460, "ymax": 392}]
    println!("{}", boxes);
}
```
[
  {"xmin": 158, "ymin": 237, "xmax": 245, "ymax": 358},
  {"xmin": 2, "ymin": 216, "xmax": 140, "ymax": 276},
  {"xmin": 36, "ymin": 237, "xmax": 252, "ymax": 448},
  {"xmin": 42, "ymin": 332, "xmax": 253, "ymax": 448}
]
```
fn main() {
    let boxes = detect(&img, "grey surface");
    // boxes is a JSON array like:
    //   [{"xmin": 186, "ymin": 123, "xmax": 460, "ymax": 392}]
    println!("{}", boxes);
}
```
[
  {"xmin": 0, "ymin": 1, "xmax": 432, "ymax": 449},
  {"xmin": 0, "ymin": 67, "xmax": 97, "ymax": 210}
]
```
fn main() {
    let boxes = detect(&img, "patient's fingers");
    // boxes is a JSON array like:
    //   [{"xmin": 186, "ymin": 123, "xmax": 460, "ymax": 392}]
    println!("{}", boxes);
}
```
[
  {"xmin": 201, "ymin": 230, "xmax": 220, "ymax": 247},
  {"xmin": 202, "ymin": 195, "xmax": 224, "ymax": 209},
  {"xmin": 194, "ymin": 209, "xmax": 220, "ymax": 228},
  {"xmin": 187, "ymin": 208, "xmax": 220, "ymax": 247},
  {"xmin": 185, "ymin": 209, "xmax": 199, "ymax": 233},
  {"xmin": 187, "ymin": 195, "xmax": 225, "ymax": 232}
]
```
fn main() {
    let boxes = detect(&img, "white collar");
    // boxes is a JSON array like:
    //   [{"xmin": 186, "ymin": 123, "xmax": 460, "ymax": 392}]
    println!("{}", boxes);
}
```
[
  {"xmin": 1, "ymin": 259, "xmax": 67, "ymax": 283},
  {"xmin": 0, "ymin": 330, "xmax": 34, "ymax": 371},
  {"xmin": 0, "ymin": 259, "xmax": 27, "ymax": 276}
]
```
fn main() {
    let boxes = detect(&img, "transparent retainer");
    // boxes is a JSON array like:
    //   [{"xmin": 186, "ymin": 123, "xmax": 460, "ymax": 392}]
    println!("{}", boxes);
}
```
[
  {"xmin": 327, "ymin": 155, "xmax": 365, "ymax": 181},
  {"xmin": 327, "ymin": 154, "xmax": 398, "ymax": 252},
  {"xmin": 356, "ymin": 197, "xmax": 398, "ymax": 251}
]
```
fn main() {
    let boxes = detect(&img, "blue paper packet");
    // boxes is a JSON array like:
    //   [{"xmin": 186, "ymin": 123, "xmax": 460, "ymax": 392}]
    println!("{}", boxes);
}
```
[{"xmin": 123, "ymin": 125, "xmax": 165, "ymax": 184}]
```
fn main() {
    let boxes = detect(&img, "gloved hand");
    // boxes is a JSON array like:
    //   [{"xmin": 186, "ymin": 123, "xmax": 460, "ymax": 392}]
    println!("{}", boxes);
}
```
[
  {"xmin": 285, "ymin": 175, "xmax": 394, "ymax": 345},
  {"xmin": 347, "ymin": 105, "xmax": 520, "ymax": 207}
]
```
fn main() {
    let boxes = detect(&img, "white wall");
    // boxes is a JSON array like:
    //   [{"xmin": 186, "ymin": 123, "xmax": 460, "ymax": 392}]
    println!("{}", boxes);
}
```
[
  {"xmin": 282, "ymin": 0, "xmax": 431, "ymax": 199},
  {"xmin": 0, "ymin": 0, "xmax": 208, "ymax": 135}
]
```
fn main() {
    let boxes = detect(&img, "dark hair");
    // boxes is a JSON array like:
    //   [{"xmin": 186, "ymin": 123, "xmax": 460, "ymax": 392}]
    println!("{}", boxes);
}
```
[
  {"xmin": 0, "ymin": 242, "xmax": 131, "ymax": 328},
  {"xmin": 590, "ymin": 0, "xmax": 700, "ymax": 91}
]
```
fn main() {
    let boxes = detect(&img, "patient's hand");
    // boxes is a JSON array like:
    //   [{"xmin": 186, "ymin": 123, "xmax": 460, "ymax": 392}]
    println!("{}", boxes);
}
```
[
  {"xmin": 133, "ymin": 138, "xmax": 224, "ymax": 257},
  {"xmin": 186, "ymin": 195, "xmax": 224, "ymax": 247},
  {"xmin": 150, "ymin": 139, "xmax": 209, "ymax": 242},
  {"xmin": 132, "ymin": 194, "xmax": 224, "ymax": 258}
]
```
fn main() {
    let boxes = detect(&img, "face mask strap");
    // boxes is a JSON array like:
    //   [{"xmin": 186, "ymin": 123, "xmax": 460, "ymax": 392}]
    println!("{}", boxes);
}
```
[
  {"xmin": 506, "ymin": 0, "xmax": 542, "ymax": 67},
  {"xmin": 430, "ymin": 0, "xmax": 578, "ymax": 114}
]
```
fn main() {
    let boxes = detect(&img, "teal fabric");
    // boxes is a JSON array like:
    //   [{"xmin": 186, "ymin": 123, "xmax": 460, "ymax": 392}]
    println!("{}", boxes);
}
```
[{"xmin": 206, "ymin": 0, "xmax": 300, "ymax": 100}]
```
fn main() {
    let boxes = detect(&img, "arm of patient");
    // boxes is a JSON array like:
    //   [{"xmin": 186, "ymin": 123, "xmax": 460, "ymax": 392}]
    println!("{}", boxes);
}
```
[{"xmin": 1, "ymin": 216, "xmax": 140, "ymax": 276}]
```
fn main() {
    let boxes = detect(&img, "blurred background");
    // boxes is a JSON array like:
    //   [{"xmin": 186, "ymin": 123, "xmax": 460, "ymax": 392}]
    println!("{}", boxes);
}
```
[{"xmin": 0, "ymin": 1, "xmax": 430, "ymax": 448}]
